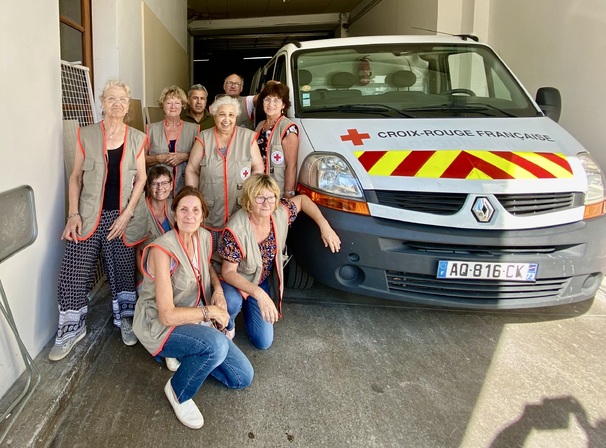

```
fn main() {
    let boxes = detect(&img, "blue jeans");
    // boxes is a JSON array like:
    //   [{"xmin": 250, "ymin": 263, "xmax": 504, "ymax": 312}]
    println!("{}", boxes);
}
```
[
  {"xmin": 158, "ymin": 324, "xmax": 253, "ymax": 403},
  {"xmin": 222, "ymin": 279, "xmax": 274, "ymax": 350}
]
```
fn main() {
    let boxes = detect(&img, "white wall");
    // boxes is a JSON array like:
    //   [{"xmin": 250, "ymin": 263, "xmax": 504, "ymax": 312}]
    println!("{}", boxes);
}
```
[
  {"xmin": 93, "ymin": 0, "xmax": 144, "ymax": 113},
  {"xmin": 0, "ymin": 2, "xmax": 64, "ymax": 396},
  {"xmin": 93, "ymin": 0, "xmax": 187, "ymax": 110},
  {"xmin": 487, "ymin": 0, "xmax": 606, "ymax": 170},
  {"xmin": 145, "ymin": 0, "xmax": 188, "ymax": 51},
  {"xmin": 349, "ymin": 0, "xmax": 438, "ymax": 36}
]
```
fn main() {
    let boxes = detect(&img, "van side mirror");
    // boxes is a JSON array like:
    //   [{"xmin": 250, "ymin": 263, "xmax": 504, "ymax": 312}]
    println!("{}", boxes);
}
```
[{"xmin": 536, "ymin": 87, "xmax": 561, "ymax": 122}]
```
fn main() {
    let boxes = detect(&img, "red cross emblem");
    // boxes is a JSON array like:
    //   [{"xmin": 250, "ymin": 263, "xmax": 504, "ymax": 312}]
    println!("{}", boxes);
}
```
[
  {"xmin": 271, "ymin": 151, "xmax": 284, "ymax": 165},
  {"xmin": 240, "ymin": 167, "xmax": 250, "ymax": 179},
  {"xmin": 340, "ymin": 128, "xmax": 371, "ymax": 146}
]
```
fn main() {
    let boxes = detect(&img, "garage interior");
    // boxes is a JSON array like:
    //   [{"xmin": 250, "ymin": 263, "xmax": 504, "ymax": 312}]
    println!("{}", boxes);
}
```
[{"xmin": 187, "ymin": 0, "xmax": 380, "ymax": 98}]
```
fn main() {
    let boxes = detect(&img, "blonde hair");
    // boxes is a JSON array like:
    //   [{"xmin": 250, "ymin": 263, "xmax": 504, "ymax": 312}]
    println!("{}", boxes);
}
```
[
  {"xmin": 158, "ymin": 85, "xmax": 187, "ymax": 108},
  {"xmin": 241, "ymin": 174, "xmax": 280, "ymax": 212}
]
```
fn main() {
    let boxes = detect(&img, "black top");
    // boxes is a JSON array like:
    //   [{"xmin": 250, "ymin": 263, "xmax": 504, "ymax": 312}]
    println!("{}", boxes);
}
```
[{"xmin": 102, "ymin": 144, "xmax": 124, "ymax": 210}]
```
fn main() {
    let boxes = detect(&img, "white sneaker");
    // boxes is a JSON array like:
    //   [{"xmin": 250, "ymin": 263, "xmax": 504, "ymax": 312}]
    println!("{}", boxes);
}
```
[
  {"xmin": 48, "ymin": 328, "xmax": 87, "ymax": 362},
  {"xmin": 224, "ymin": 328, "xmax": 235, "ymax": 340},
  {"xmin": 120, "ymin": 317, "xmax": 138, "ymax": 346},
  {"xmin": 165, "ymin": 357, "xmax": 181, "ymax": 371},
  {"xmin": 164, "ymin": 378, "xmax": 204, "ymax": 429}
]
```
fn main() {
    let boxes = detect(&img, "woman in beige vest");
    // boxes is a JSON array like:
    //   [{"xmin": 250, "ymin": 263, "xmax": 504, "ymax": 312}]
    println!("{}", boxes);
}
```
[
  {"xmin": 133, "ymin": 187, "xmax": 253, "ymax": 429},
  {"xmin": 255, "ymin": 82, "xmax": 299, "ymax": 198},
  {"xmin": 185, "ymin": 96, "xmax": 264, "ymax": 249},
  {"xmin": 49, "ymin": 79, "xmax": 147, "ymax": 361},
  {"xmin": 145, "ymin": 86, "xmax": 199, "ymax": 195},
  {"xmin": 218, "ymin": 174, "xmax": 341, "ymax": 349},
  {"xmin": 133, "ymin": 165, "xmax": 174, "ymax": 285}
]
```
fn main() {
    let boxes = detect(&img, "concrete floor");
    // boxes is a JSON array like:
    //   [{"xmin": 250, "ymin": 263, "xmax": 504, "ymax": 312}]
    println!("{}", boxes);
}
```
[{"xmin": 2, "ymin": 281, "xmax": 606, "ymax": 448}]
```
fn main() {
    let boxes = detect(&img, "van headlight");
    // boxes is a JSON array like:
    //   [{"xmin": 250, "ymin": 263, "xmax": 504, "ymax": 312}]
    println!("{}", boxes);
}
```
[
  {"xmin": 299, "ymin": 153, "xmax": 364, "ymax": 198},
  {"xmin": 578, "ymin": 152, "xmax": 606, "ymax": 219},
  {"xmin": 297, "ymin": 153, "xmax": 369, "ymax": 215}
]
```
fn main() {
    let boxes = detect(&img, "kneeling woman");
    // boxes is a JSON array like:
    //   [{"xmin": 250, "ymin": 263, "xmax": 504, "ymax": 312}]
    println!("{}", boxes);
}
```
[
  {"xmin": 133, "ymin": 186, "xmax": 253, "ymax": 429},
  {"xmin": 219, "ymin": 174, "xmax": 341, "ymax": 349}
]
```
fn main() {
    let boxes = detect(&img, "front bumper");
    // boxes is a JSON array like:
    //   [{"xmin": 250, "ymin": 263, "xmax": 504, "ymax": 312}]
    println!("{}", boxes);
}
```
[{"xmin": 289, "ymin": 207, "xmax": 606, "ymax": 309}]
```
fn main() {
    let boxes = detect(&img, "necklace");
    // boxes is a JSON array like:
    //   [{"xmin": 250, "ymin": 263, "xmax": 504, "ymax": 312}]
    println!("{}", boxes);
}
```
[
  {"xmin": 106, "ymin": 122, "xmax": 123, "ymax": 139},
  {"xmin": 264, "ymin": 117, "xmax": 279, "ymax": 131}
]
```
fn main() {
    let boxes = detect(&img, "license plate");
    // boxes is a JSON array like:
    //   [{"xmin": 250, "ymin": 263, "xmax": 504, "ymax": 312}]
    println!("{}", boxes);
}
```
[{"xmin": 437, "ymin": 261, "xmax": 538, "ymax": 282}]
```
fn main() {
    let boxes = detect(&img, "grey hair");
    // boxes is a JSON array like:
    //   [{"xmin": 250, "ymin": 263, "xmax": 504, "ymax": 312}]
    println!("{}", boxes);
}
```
[
  {"xmin": 224, "ymin": 74, "xmax": 244, "ymax": 85},
  {"xmin": 187, "ymin": 84, "xmax": 208, "ymax": 98},
  {"xmin": 99, "ymin": 79, "xmax": 132, "ymax": 121},
  {"xmin": 209, "ymin": 95, "xmax": 241, "ymax": 117},
  {"xmin": 100, "ymin": 79, "xmax": 132, "ymax": 101}
]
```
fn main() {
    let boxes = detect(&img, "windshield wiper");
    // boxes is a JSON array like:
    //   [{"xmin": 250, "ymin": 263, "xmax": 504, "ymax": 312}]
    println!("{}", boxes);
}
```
[
  {"xmin": 403, "ymin": 103, "xmax": 517, "ymax": 117},
  {"xmin": 304, "ymin": 104, "xmax": 414, "ymax": 118}
]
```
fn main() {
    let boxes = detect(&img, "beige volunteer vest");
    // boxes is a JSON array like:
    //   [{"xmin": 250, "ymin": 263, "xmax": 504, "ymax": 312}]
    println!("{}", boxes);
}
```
[
  {"xmin": 223, "ymin": 204, "xmax": 289, "ymax": 314},
  {"xmin": 146, "ymin": 120, "xmax": 199, "ymax": 195},
  {"xmin": 125, "ymin": 196, "xmax": 173, "ymax": 247},
  {"xmin": 255, "ymin": 116, "xmax": 298, "ymax": 195},
  {"xmin": 195, "ymin": 126, "xmax": 256, "ymax": 231},
  {"xmin": 236, "ymin": 96, "xmax": 254, "ymax": 129},
  {"xmin": 133, "ymin": 228, "xmax": 213, "ymax": 356},
  {"xmin": 77, "ymin": 122, "xmax": 147, "ymax": 244}
]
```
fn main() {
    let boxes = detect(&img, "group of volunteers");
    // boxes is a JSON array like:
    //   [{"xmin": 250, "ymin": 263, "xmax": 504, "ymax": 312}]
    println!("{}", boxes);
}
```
[{"xmin": 49, "ymin": 74, "xmax": 341, "ymax": 429}]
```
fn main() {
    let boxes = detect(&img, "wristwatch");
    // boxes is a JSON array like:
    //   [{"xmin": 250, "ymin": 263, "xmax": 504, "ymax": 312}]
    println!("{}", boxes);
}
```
[{"xmin": 285, "ymin": 190, "xmax": 296, "ymax": 196}]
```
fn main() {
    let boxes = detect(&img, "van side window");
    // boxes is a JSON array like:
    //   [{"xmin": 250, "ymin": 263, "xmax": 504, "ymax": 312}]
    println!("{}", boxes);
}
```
[
  {"xmin": 264, "ymin": 60, "xmax": 276, "ymax": 84},
  {"xmin": 274, "ymin": 56, "xmax": 286, "ymax": 83}
]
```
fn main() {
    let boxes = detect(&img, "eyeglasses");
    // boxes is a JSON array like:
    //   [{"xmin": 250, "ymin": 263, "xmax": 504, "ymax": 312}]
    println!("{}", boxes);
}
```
[
  {"xmin": 263, "ymin": 97, "xmax": 283, "ymax": 105},
  {"xmin": 150, "ymin": 180, "xmax": 171, "ymax": 189},
  {"xmin": 106, "ymin": 96, "xmax": 129, "ymax": 104},
  {"xmin": 254, "ymin": 195, "xmax": 277, "ymax": 204},
  {"xmin": 225, "ymin": 81, "xmax": 242, "ymax": 87}
]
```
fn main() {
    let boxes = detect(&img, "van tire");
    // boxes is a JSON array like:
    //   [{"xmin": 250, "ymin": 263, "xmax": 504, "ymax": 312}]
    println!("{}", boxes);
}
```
[{"xmin": 285, "ymin": 257, "xmax": 314, "ymax": 289}]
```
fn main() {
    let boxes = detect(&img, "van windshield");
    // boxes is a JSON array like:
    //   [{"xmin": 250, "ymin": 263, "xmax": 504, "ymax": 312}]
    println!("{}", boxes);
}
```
[{"xmin": 293, "ymin": 43, "xmax": 539, "ymax": 119}]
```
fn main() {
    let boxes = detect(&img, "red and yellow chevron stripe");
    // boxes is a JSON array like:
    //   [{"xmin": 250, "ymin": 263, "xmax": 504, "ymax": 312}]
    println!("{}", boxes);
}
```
[{"xmin": 354, "ymin": 150, "xmax": 573, "ymax": 179}]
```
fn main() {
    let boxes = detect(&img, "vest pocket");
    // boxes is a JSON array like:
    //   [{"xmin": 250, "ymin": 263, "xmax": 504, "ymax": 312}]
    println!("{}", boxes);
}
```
[
  {"xmin": 172, "ymin": 272, "xmax": 195, "ymax": 292},
  {"xmin": 80, "ymin": 158, "xmax": 98, "ymax": 220}
]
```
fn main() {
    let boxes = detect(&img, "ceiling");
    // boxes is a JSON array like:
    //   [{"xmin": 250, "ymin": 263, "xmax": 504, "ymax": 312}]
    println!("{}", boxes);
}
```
[{"xmin": 187, "ymin": 0, "xmax": 380, "ymax": 56}]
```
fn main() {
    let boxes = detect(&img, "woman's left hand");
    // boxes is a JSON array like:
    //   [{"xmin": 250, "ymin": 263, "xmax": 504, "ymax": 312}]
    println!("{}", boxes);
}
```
[
  {"xmin": 211, "ymin": 290, "xmax": 227, "ymax": 311},
  {"xmin": 107, "ymin": 211, "xmax": 131, "ymax": 240},
  {"xmin": 207, "ymin": 305, "xmax": 229, "ymax": 329},
  {"xmin": 320, "ymin": 224, "xmax": 341, "ymax": 253}
]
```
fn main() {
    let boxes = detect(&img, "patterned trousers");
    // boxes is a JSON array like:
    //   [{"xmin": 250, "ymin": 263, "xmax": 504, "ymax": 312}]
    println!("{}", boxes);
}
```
[{"xmin": 55, "ymin": 209, "xmax": 136, "ymax": 345}]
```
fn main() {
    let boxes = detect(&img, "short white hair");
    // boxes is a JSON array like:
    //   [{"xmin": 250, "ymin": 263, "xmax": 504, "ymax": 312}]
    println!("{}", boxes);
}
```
[{"xmin": 209, "ymin": 95, "xmax": 241, "ymax": 117}]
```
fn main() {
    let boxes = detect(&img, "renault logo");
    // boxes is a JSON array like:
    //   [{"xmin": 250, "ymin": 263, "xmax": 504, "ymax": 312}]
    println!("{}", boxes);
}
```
[{"xmin": 472, "ymin": 197, "xmax": 494, "ymax": 222}]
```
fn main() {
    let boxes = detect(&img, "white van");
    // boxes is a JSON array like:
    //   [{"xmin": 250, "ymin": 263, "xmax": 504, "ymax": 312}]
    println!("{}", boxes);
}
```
[{"xmin": 252, "ymin": 35, "xmax": 606, "ymax": 309}]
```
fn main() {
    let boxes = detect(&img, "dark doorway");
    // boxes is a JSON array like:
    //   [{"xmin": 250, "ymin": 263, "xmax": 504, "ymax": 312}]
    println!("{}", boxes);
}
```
[{"xmin": 193, "ymin": 48, "xmax": 273, "ymax": 102}]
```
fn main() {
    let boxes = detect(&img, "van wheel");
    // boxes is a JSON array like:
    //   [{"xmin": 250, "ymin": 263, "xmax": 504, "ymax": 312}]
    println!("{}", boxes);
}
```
[{"xmin": 285, "ymin": 257, "xmax": 314, "ymax": 289}]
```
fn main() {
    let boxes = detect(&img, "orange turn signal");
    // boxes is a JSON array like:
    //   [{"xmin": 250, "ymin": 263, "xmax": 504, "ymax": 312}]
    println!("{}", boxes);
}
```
[
  {"xmin": 297, "ymin": 184, "xmax": 370, "ymax": 216},
  {"xmin": 584, "ymin": 200, "xmax": 606, "ymax": 219}
]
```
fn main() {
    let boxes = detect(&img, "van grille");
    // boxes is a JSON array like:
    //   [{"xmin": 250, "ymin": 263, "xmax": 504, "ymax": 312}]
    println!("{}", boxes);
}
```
[
  {"xmin": 495, "ymin": 192, "xmax": 580, "ymax": 215},
  {"xmin": 386, "ymin": 271, "xmax": 568, "ymax": 300},
  {"xmin": 374, "ymin": 191, "xmax": 466, "ymax": 215},
  {"xmin": 373, "ymin": 191, "xmax": 579, "ymax": 215},
  {"xmin": 403, "ymin": 241, "xmax": 568, "ymax": 256}
]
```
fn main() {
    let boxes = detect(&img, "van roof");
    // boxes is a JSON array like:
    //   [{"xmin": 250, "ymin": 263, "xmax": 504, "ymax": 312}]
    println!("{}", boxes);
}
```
[{"xmin": 282, "ymin": 35, "xmax": 484, "ymax": 52}]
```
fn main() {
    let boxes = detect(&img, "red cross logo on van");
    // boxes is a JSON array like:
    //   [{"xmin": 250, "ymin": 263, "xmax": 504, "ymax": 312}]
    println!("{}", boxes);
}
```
[{"xmin": 340, "ymin": 128, "xmax": 371, "ymax": 146}]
